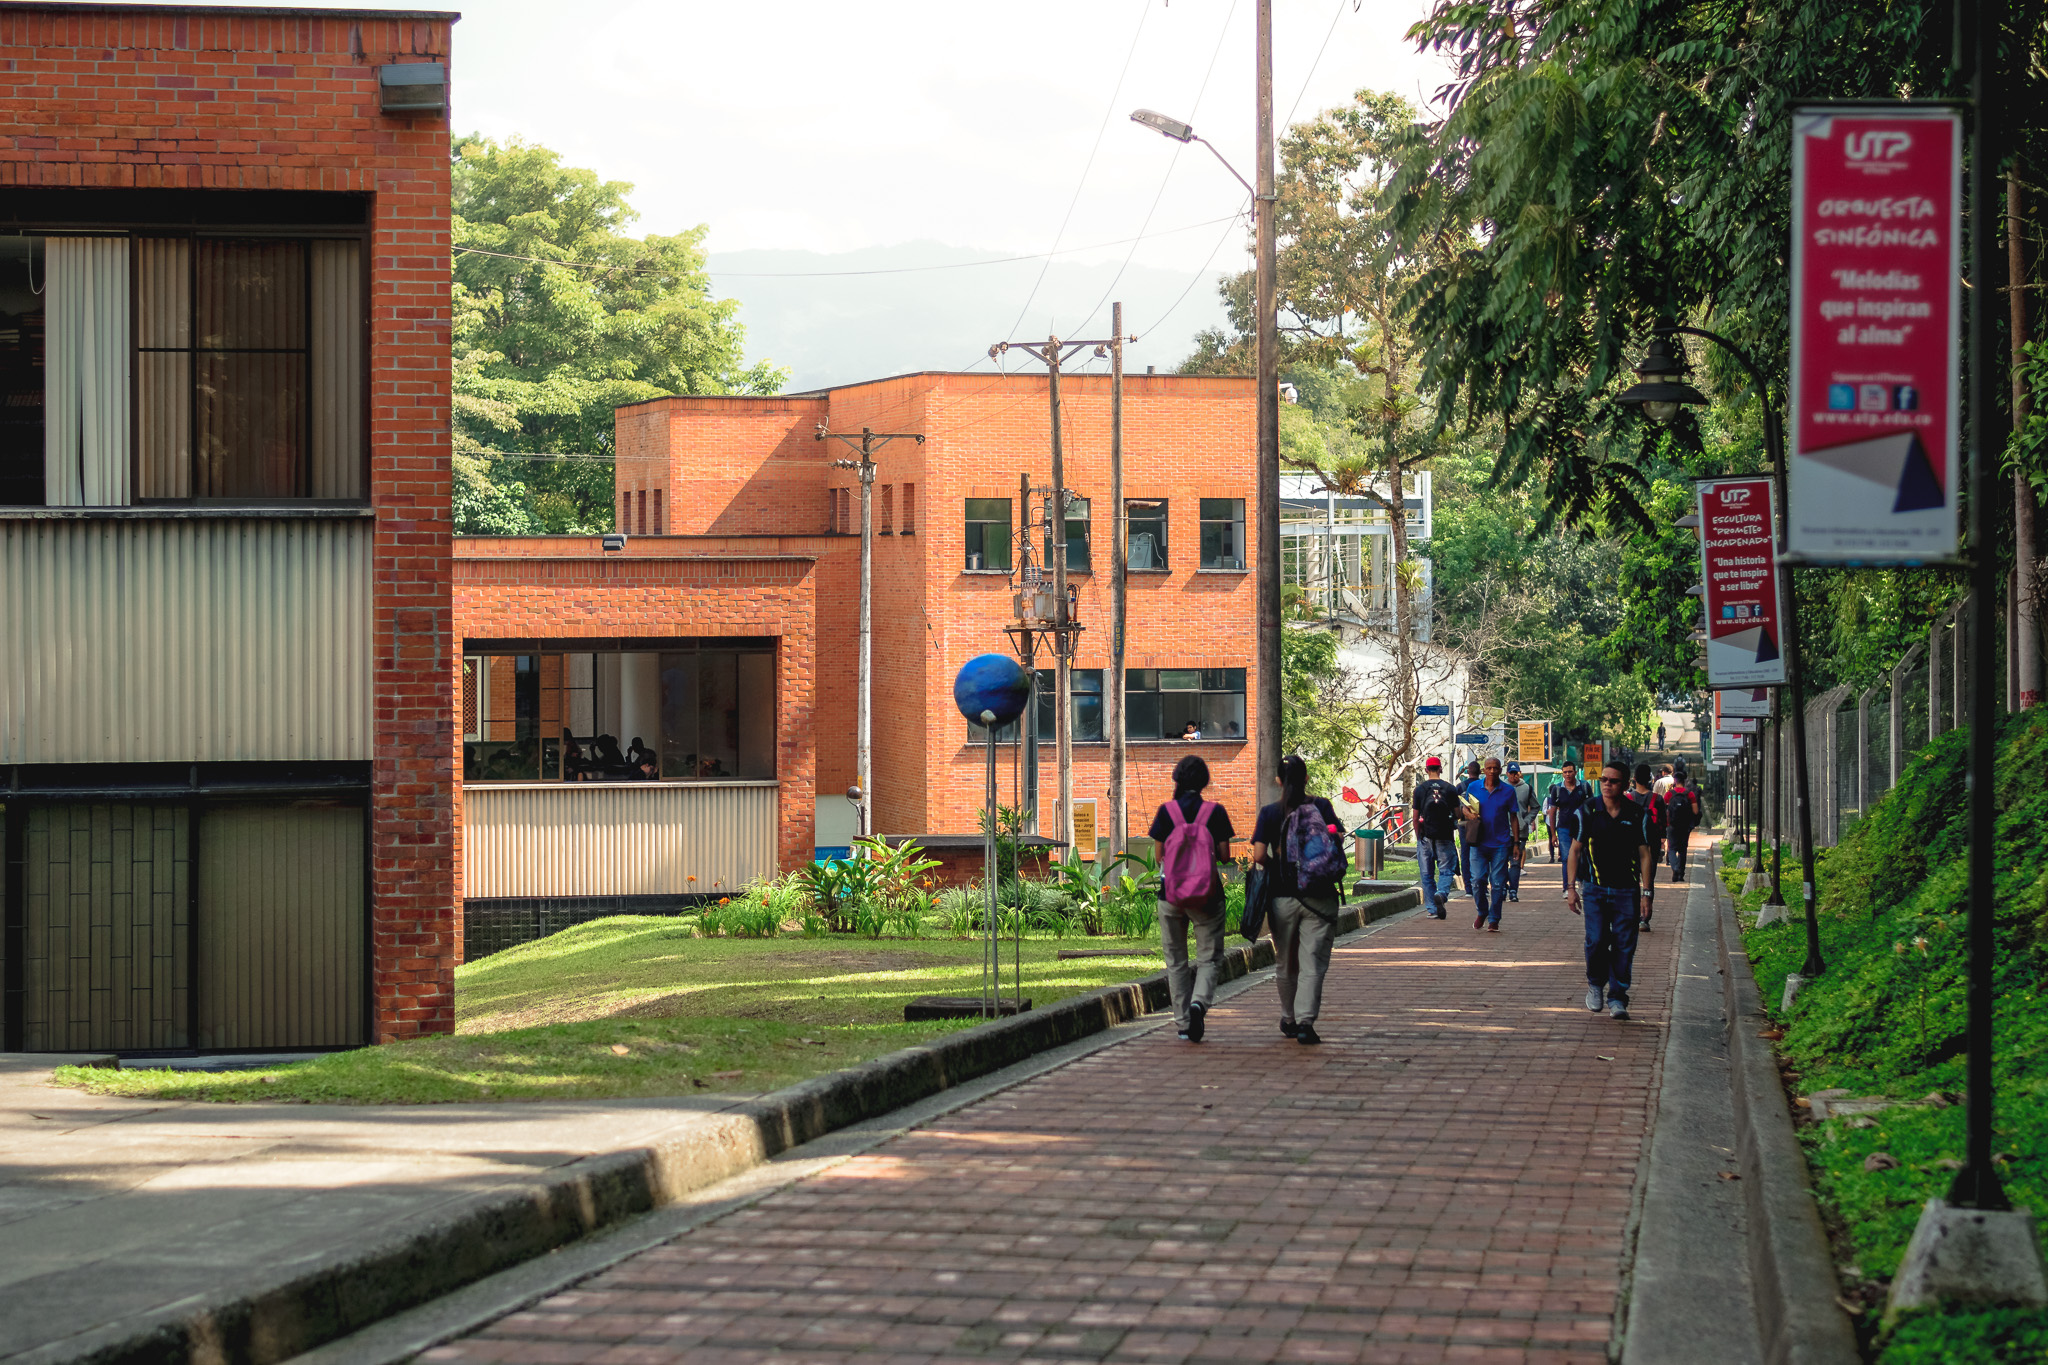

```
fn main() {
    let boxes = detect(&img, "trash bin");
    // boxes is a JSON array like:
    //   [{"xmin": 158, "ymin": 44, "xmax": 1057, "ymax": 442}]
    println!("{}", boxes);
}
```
[{"xmin": 1356, "ymin": 828, "xmax": 1385, "ymax": 879}]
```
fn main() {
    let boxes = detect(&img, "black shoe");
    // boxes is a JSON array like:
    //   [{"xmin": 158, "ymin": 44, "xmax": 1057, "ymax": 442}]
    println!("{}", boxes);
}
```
[
  {"xmin": 1280, "ymin": 1019, "xmax": 1298, "ymax": 1038},
  {"xmin": 1295, "ymin": 1023, "xmax": 1323, "ymax": 1045},
  {"xmin": 1187, "ymin": 1001, "xmax": 1206, "ymax": 1043}
]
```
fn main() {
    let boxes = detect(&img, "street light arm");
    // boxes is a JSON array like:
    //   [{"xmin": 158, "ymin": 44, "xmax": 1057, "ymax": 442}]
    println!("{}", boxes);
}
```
[{"xmin": 1195, "ymin": 136, "xmax": 1258, "ymax": 198}]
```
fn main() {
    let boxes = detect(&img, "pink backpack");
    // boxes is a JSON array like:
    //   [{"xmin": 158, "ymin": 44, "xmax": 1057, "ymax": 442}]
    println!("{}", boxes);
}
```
[{"xmin": 1159, "ymin": 799, "xmax": 1220, "ymax": 908}]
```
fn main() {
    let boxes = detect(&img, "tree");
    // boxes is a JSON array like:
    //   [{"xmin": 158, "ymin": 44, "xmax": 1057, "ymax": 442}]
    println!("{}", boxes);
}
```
[
  {"xmin": 451, "ymin": 136, "xmax": 787, "ymax": 533},
  {"xmin": 1280, "ymin": 628, "xmax": 1382, "ymax": 797}
]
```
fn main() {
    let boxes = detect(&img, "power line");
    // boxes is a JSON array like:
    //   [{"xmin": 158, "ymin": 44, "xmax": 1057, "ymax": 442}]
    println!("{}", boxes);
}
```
[
  {"xmin": 1002, "ymin": 0, "xmax": 1154, "ymax": 340},
  {"xmin": 449, "ymin": 213, "xmax": 1241, "ymax": 280}
]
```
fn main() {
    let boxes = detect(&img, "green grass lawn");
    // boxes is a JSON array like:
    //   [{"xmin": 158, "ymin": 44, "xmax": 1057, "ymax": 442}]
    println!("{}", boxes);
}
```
[
  {"xmin": 54, "ymin": 918, "xmax": 1164, "ymax": 1105},
  {"xmin": 1720, "ymin": 710, "xmax": 2048, "ymax": 1364}
]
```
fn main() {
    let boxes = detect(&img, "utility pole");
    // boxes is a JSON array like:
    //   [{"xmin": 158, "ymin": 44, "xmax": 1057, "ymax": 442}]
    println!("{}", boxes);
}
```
[
  {"xmin": 1254, "ymin": 0, "xmax": 1281, "ymax": 810},
  {"xmin": 991, "ymin": 330, "xmax": 1126, "ymax": 863},
  {"xmin": 1109, "ymin": 302, "xmax": 1128, "ymax": 858},
  {"xmin": 817, "ymin": 424, "xmax": 924, "ymax": 842}
]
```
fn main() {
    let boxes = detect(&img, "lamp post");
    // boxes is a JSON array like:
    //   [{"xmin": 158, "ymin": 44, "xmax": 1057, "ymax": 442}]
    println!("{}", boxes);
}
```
[
  {"xmin": 1620, "ymin": 328, "xmax": 1825, "ymax": 980},
  {"xmin": 1130, "ymin": 32, "xmax": 1280, "ymax": 808}
]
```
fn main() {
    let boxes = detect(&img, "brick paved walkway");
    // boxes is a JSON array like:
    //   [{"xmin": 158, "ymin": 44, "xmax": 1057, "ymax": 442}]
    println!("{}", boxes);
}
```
[{"xmin": 432, "ymin": 865, "xmax": 1681, "ymax": 1365}]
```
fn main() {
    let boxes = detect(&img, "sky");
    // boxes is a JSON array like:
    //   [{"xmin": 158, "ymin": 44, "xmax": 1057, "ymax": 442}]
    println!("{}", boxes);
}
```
[{"xmin": 152, "ymin": 0, "xmax": 1460, "ymax": 384}]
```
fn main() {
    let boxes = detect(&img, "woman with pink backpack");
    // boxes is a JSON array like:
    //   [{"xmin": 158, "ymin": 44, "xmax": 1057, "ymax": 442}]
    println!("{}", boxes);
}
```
[
  {"xmin": 1250, "ymin": 755, "xmax": 1348, "ymax": 1045},
  {"xmin": 1147, "ymin": 755, "xmax": 1237, "ymax": 1042}
]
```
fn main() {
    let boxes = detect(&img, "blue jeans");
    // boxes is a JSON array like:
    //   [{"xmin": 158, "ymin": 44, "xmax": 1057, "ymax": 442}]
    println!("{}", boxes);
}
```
[
  {"xmin": 1467, "ymin": 843, "xmax": 1511, "ymax": 924},
  {"xmin": 1557, "ymin": 828, "xmax": 1577, "ymax": 888},
  {"xmin": 1504, "ymin": 841, "xmax": 1524, "ymax": 896},
  {"xmin": 1416, "ymin": 836, "xmax": 1457, "ymax": 913},
  {"xmin": 1582, "ymin": 884, "xmax": 1641, "ymax": 1002}
]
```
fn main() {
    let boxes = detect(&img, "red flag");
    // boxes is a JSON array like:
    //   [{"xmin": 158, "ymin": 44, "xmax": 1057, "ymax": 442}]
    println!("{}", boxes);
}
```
[{"xmin": 1341, "ymin": 786, "xmax": 1362, "ymax": 804}]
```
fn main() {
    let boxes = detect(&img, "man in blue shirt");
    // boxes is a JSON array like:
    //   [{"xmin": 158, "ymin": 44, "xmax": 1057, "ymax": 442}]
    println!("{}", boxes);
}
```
[
  {"xmin": 1464, "ymin": 756, "xmax": 1520, "ymax": 932},
  {"xmin": 1544, "ymin": 760, "xmax": 1592, "ymax": 890}
]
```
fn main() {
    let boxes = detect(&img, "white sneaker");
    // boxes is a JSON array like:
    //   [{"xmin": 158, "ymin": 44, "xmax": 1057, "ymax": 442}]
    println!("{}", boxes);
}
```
[
  {"xmin": 1608, "ymin": 997, "xmax": 1630, "ymax": 1021},
  {"xmin": 1585, "ymin": 987, "xmax": 1604, "ymax": 1013}
]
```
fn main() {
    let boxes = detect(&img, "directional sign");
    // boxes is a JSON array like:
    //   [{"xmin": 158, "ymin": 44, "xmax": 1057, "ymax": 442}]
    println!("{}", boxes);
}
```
[
  {"xmin": 1454, "ymin": 732, "xmax": 1491, "ymax": 745},
  {"xmin": 1417, "ymin": 704, "xmax": 1452, "ymax": 716}
]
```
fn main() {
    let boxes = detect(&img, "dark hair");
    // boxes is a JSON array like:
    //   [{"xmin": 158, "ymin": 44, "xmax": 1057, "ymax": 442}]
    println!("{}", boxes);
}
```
[
  {"xmin": 1172, "ymin": 755, "xmax": 1211, "ymax": 796},
  {"xmin": 1673, "ymin": 761, "xmax": 1689, "ymax": 782},
  {"xmin": 1279, "ymin": 754, "xmax": 1310, "ymax": 812},
  {"xmin": 1634, "ymin": 762, "xmax": 1653, "ymax": 786}
]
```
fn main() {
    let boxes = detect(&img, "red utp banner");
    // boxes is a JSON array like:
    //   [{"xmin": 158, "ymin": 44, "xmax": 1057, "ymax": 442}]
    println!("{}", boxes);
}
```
[
  {"xmin": 1697, "ymin": 476, "xmax": 1788, "ymax": 687},
  {"xmin": 1787, "ymin": 106, "xmax": 1962, "ymax": 562}
]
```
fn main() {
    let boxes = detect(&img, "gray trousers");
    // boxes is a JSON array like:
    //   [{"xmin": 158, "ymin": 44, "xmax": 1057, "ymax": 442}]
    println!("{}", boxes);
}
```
[
  {"xmin": 1271, "ymin": 893, "xmax": 1338, "ymax": 1025},
  {"xmin": 1158, "ymin": 899, "xmax": 1227, "ymax": 1027}
]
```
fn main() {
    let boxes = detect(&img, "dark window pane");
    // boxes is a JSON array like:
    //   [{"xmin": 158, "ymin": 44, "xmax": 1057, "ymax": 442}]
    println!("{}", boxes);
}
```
[
  {"xmin": 1125, "ymin": 691, "xmax": 1160, "ymax": 740},
  {"xmin": 1072, "ymin": 669, "xmax": 1104, "ymax": 694},
  {"xmin": 1196, "ymin": 692, "xmax": 1245, "ymax": 740},
  {"xmin": 965, "ymin": 498, "xmax": 1011, "ymax": 569},
  {"xmin": 196, "ymin": 240, "xmax": 304, "ymax": 349},
  {"xmin": 1160, "ymin": 669, "xmax": 1202, "ymax": 691},
  {"xmin": 965, "ymin": 497, "xmax": 1008, "ymax": 520},
  {"xmin": 659, "ymin": 652, "xmax": 699, "ymax": 778},
  {"xmin": 1199, "ymin": 498, "xmax": 1245, "ymax": 568},
  {"xmin": 1224, "ymin": 668, "xmax": 1246, "ymax": 690},
  {"xmin": 196, "ymin": 352, "xmax": 306, "ymax": 497},
  {"xmin": 736, "ymin": 651, "xmax": 776, "ymax": 778},
  {"xmin": 1128, "ymin": 669, "xmax": 1158, "ymax": 692},
  {"xmin": 1073, "ymin": 693, "xmax": 1103, "ymax": 742},
  {"xmin": 1127, "ymin": 499, "xmax": 1168, "ymax": 569},
  {"xmin": 697, "ymin": 651, "xmax": 741, "ymax": 778}
]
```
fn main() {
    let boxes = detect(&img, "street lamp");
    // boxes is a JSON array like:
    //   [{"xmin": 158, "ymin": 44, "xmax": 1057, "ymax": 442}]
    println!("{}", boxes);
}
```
[
  {"xmin": 1619, "ymin": 326, "xmax": 1826, "ymax": 981},
  {"xmin": 1131, "ymin": 90, "xmax": 1282, "ymax": 809}
]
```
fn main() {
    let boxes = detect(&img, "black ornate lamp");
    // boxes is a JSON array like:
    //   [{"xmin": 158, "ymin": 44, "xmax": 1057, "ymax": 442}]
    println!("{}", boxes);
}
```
[{"xmin": 1616, "ymin": 336, "xmax": 1709, "ymax": 424}]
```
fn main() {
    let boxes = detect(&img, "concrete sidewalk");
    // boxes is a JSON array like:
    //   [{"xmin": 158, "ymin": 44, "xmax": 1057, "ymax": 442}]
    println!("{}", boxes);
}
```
[
  {"xmin": 425, "ymin": 862, "xmax": 1690, "ymax": 1365},
  {"xmin": 0, "ymin": 1062, "xmax": 764, "ymax": 1362}
]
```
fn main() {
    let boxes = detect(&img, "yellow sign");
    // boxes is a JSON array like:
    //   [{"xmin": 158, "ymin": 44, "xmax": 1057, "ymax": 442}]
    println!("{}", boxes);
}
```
[
  {"xmin": 1583, "ymin": 741, "xmax": 1605, "ymax": 775},
  {"xmin": 1072, "ymin": 800, "xmax": 1097, "ymax": 860},
  {"xmin": 1517, "ymin": 721, "xmax": 1550, "ymax": 764}
]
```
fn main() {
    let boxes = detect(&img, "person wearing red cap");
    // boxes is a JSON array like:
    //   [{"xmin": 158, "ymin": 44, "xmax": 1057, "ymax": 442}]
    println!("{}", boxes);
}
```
[{"xmin": 1410, "ymin": 756, "xmax": 1460, "ymax": 919}]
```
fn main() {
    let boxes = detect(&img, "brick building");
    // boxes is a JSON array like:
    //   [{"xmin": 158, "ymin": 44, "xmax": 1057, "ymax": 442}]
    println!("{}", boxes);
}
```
[
  {"xmin": 454, "ymin": 371, "xmax": 1257, "ymax": 931},
  {"xmin": 0, "ymin": 4, "xmax": 456, "ymax": 1050}
]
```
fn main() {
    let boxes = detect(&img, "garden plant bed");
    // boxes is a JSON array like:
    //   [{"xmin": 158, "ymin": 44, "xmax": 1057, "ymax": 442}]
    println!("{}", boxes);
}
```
[
  {"xmin": 55, "ymin": 919, "xmax": 1164, "ymax": 1105},
  {"xmin": 1720, "ymin": 708, "xmax": 2048, "ymax": 1363}
]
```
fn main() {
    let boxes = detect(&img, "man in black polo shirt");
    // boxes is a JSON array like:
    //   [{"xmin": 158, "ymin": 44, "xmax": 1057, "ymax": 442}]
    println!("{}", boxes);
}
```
[{"xmin": 1565, "ymin": 761, "xmax": 1654, "ymax": 1020}]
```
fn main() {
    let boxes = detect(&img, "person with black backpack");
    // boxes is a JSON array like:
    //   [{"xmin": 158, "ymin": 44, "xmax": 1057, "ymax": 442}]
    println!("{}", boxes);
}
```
[
  {"xmin": 1250, "ymin": 755, "xmax": 1348, "ymax": 1045},
  {"xmin": 1628, "ymin": 762, "xmax": 1668, "ymax": 931},
  {"xmin": 1147, "ymin": 755, "xmax": 1236, "ymax": 1043},
  {"xmin": 1664, "ymin": 762, "xmax": 1702, "ymax": 880}
]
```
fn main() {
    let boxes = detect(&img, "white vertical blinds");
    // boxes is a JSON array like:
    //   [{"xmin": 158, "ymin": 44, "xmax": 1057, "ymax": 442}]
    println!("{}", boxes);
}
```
[
  {"xmin": 310, "ymin": 239, "xmax": 363, "ymax": 499},
  {"xmin": 43, "ymin": 238, "xmax": 130, "ymax": 507},
  {"xmin": 135, "ymin": 238, "xmax": 191, "ymax": 500}
]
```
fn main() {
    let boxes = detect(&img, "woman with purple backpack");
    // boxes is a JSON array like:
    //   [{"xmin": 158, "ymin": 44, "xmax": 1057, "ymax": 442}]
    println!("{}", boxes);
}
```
[
  {"xmin": 1148, "ymin": 755, "xmax": 1236, "ymax": 1043},
  {"xmin": 1250, "ymin": 755, "xmax": 1348, "ymax": 1046}
]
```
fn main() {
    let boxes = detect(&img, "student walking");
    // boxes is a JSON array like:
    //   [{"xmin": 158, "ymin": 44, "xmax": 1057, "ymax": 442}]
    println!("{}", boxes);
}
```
[
  {"xmin": 1504, "ymin": 761, "xmax": 1538, "ymax": 901},
  {"xmin": 1544, "ymin": 761, "xmax": 1592, "ymax": 889},
  {"xmin": 1567, "ymin": 761, "xmax": 1655, "ymax": 1019},
  {"xmin": 1148, "ymin": 755, "xmax": 1235, "ymax": 1043},
  {"xmin": 1410, "ymin": 756, "xmax": 1460, "ymax": 919},
  {"xmin": 1464, "ymin": 756, "xmax": 1520, "ymax": 932},
  {"xmin": 1664, "ymin": 763, "xmax": 1702, "ymax": 881},
  {"xmin": 1454, "ymin": 759, "xmax": 1484, "ymax": 895},
  {"xmin": 1252, "ymin": 755, "xmax": 1348, "ymax": 1044},
  {"xmin": 1628, "ymin": 762, "xmax": 1668, "ymax": 931}
]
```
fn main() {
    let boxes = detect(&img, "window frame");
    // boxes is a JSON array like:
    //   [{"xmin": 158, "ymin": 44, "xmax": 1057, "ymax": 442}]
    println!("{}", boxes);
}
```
[
  {"xmin": 1123, "ymin": 666, "xmax": 1247, "ymax": 742},
  {"xmin": 1198, "ymin": 497, "xmax": 1246, "ymax": 571},
  {"xmin": 1044, "ymin": 492, "xmax": 1091, "ymax": 573},
  {"xmin": 127, "ymin": 226, "xmax": 373, "ymax": 508},
  {"xmin": 963, "ymin": 496, "xmax": 1012, "ymax": 571},
  {"xmin": 1126, "ymin": 496, "xmax": 1169, "ymax": 571}
]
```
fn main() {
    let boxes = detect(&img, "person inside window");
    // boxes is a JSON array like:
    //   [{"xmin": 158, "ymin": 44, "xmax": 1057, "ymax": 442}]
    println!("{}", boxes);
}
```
[
  {"xmin": 1181, "ymin": 721, "xmax": 1203, "ymax": 741},
  {"xmin": 625, "ymin": 736, "xmax": 658, "ymax": 780}
]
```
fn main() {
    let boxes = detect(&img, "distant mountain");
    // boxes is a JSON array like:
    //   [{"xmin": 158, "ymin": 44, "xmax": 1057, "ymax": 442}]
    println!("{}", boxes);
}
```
[{"xmin": 705, "ymin": 240, "xmax": 1236, "ymax": 392}]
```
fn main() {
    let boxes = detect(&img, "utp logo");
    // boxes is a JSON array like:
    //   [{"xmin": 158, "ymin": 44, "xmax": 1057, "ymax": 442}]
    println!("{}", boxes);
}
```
[
  {"xmin": 1719, "ymin": 487, "xmax": 1754, "ymax": 507},
  {"xmin": 1845, "ymin": 130, "xmax": 1911, "ymax": 174}
]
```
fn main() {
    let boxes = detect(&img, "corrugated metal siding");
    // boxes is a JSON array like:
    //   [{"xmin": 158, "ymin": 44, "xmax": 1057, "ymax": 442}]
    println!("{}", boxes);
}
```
[
  {"xmin": 197, "ymin": 803, "xmax": 365, "ymax": 1050},
  {"xmin": 20, "ymin": 804, "xmax": 190, "ymax": 1052},
  {"xmin": 0, "ymin": 517, "xmax": 371, "ymax": 763},
  {"xmin": 463, "ymin": 783, "xmax": 779, "ymax": 898}
]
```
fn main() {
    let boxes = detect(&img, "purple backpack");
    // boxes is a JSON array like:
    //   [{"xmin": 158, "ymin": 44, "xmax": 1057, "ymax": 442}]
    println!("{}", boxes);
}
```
[
  {"xmin": 1159, "ymin": 800, "xmax": 1220, "ymax": 908},
  {"xmin": 1284, "ymin": 802, "xmax": 1346, "ymax": 886}
]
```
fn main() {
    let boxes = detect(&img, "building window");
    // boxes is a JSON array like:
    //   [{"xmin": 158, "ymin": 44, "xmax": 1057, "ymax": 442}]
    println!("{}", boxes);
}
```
[
  {"xmin": 652, "ymin": 488, "xmax": 663, "ymax": 535},
  {"xmin": 902, "ymin": 483, "xmax": 916, "ymax": 534},
  {"xmin": 966, "ymin": 668, "xmax": 1103, "ymax": 743},
  {"xmin": 880, "ymin": 483, "xmax": 894, "ymax": 534},
  {"xmin": 1125, "ymin": 668, "xmax": 1246, "ymax": 741},
  {"xmin": 1045, "ymin": 493, "xmax": 1090, "ymax": 572},
  {"xmin": 619, "ymin": 491, "xmax": 629, "ymax": 532},
  {"xmin": 637, "ymin": 489, "xmax": 648, "ymax": 535},
  {"xmin": 1200, "ymin": 498, "xmax": 1245, "ymax": 570},
  {"xmin": 1127, "ymin": 498, "xmax": 1168, "ymax": 569},
  {"xmin": 964, "ymin": 497, "xmax": 1011, "ymax": 570},
  {"xmin": 462, "ymin": 643, "xmax": 777, "ymax": 783}
]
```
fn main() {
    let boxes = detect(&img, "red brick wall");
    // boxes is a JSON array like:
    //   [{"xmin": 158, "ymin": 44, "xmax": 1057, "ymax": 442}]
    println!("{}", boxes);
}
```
[
  {"xmin": 453, "ymin": 538, "xmax": 820, "ymax": 921},
  {"xmin": 0, "ymin": 6, "xmax": 458, "ymax": 1043},
  {"xmin": 623, "ymin": 372, "xmax": 1259, "ymax": 849}
]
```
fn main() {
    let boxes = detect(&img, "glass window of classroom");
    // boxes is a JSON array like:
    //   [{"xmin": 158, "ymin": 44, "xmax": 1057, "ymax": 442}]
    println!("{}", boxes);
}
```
[
  {"xmin": 1126, "ymin": 498, "xmax": 1168, "ymax": 569},
  {"xmin": 1125, "ymin": 668, "xmax": 1246, "ymax": 741},
  {"xmin": 463, "ymin": 643, "xmax": 776, "ymax": 782},
  {"xmin": 1045, "ymin": 494, "xmax": 1090, "ymax": 572},
  {"xmin": 964, "ymin": 498, "xmax": 1012, "ymax": 570},
  {"xmin": 1200, "ymin": 499, "xmax": 1245, "ymax": 569}
]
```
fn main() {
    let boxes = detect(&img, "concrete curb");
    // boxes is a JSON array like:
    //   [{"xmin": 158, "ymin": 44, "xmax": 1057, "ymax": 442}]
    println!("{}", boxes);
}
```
[
  {"xmin": 1712, "ymin": 862, "xmax": 1861, "ymax": 1365},
  {"xmin": 30, "ymin": 888, "xmax": 1419, "ymax": 1365}
]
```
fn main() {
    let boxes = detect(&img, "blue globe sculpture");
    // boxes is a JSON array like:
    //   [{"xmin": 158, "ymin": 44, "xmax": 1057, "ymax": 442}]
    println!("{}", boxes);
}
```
[{"xmin": 953, "ymin": 653, "xmax": 1031, "ymax": 726}]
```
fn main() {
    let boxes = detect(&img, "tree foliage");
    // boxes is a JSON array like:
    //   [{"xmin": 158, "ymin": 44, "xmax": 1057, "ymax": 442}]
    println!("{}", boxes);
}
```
[{"xmin": 451, "ymin": 136, "xmax": 786, "ymax": 533}]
